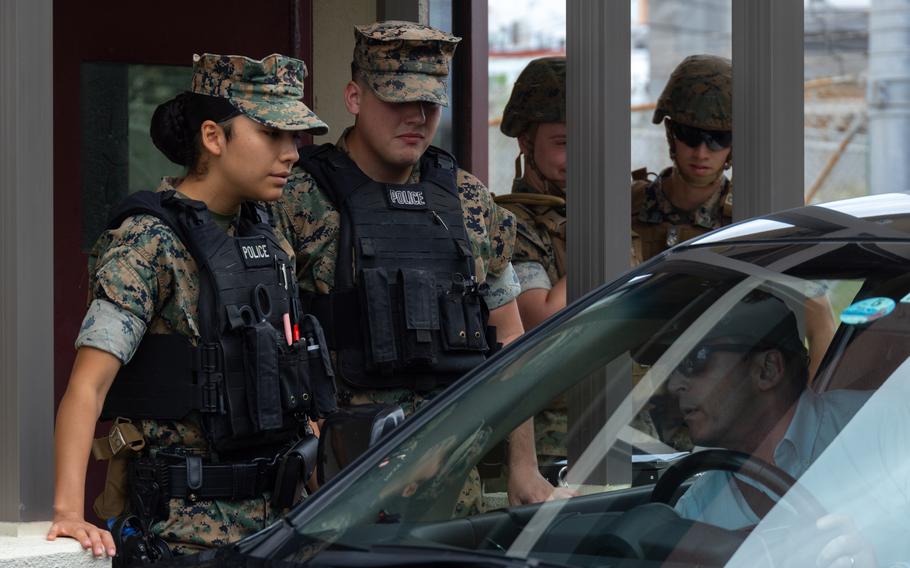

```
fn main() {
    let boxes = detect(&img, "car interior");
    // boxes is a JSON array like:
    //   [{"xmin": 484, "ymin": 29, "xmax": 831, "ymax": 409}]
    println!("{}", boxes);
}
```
[{"xmin": 286, "ymin": 242, "xmax": 910, "ymax": 567}]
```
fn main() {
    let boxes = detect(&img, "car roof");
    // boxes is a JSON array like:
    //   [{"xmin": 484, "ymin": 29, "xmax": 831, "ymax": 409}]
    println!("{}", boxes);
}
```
[{"xmin": 686, "ymin": 193, "xmax": 910, "ymax": 247}]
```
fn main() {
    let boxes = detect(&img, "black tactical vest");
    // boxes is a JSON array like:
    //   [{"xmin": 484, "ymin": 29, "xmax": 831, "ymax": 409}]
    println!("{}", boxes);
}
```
[
  {"xmin": 297, "ymin": 144, "xmax": 495, "ymax": 390},
  {"xmin": 100, "ymin": 191, "xmax": 336, "ymax": 454}
]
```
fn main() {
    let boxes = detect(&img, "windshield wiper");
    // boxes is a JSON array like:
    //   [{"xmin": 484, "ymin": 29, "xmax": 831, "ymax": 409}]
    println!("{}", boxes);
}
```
[{"xmin": 302, "ymin": 543, "xmax": 574, "ymax": 568}]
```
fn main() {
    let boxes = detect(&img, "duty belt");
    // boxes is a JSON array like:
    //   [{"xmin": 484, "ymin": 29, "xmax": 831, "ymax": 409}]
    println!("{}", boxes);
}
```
[
  {"xmin": 134, "ymin": 435, "xmax": 319, "ymax": 511},
  {"xmin": 164, "ymin": 457, "xmax": 280, "ymax": 502}
]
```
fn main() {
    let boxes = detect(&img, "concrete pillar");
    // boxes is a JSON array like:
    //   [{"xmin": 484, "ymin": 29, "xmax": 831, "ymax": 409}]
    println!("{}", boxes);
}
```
[
  {"xmin": 732, "ymin": 0, "xmax": 805, "ymax": 218},
  {"xmin": 566, "ymin": 0, "xmax": 631, "ymax": 485},
  {"xmin": 868, "ymin": 0, "xmax": 910, "ymax": 194},
  {"xmin": 0, "ymin": 0, "xmax": 55, "ymax": 523}
]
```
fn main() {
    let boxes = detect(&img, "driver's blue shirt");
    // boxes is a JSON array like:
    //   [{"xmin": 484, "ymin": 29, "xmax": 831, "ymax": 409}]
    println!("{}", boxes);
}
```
[{"xmin": 675, "ymin": 389, "xmax": 871, "ymax": 529}]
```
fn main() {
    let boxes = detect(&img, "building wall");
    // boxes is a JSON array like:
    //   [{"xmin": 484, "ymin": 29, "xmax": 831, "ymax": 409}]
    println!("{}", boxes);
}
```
[{"xmin": 312, "ymin": 0, "xmax": 376, "ymax": 143}]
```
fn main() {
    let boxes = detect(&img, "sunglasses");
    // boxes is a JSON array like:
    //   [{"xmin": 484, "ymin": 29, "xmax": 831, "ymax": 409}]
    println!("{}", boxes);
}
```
[
  {"xmin": 677, "ymin": 344, "xmax": 754, "ymax": 377},
  {"xmin": 671, "ymin": 122, "xmax": 733, "ymax": 151}
]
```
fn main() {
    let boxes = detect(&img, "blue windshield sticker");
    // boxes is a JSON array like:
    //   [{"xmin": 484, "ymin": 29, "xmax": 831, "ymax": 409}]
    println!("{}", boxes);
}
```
[{"xmin": 840, "ymin": 297, "xmax": 896, "ymax": 325}]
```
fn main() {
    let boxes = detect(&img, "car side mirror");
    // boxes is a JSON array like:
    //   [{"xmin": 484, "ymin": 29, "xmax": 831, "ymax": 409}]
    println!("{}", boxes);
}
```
[{"xmin": 317, "ymin": 404, "xmax": 405, "ymax": 485}]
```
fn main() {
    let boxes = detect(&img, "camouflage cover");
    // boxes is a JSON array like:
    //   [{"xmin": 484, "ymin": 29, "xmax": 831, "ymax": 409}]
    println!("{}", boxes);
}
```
[
  {"xmin": 191, "ymin": 52, "xmax": 327, "ymax": 134},
  {"xmin": 353, "ymin": 21, "xmax": 461, "ymax": 106},
  {"xmin": 652, "ymin": 54, "xmax": 732, "ymax": 131},
  {"xmin": 81, "ymin": 178, "xmax": 297, "ymax": 548},
  {"xmin": 501, "ymin": 56, "xmax": 566, "ymax": 137}
]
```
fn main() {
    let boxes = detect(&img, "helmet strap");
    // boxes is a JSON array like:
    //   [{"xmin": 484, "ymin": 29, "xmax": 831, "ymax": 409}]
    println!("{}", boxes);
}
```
[{"xmin": 519, "ymin": 126, "xmax": 565, "ymax": 197}]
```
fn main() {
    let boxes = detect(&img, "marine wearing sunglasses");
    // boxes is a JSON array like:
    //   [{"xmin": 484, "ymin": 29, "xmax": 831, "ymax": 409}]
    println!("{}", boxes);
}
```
[{"xmin": 670, "ymin": 122, "xmax": 732, "ymax": 152}]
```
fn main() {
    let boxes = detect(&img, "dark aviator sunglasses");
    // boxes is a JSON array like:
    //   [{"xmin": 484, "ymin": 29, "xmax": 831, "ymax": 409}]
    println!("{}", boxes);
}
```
[{"xmin": 671, "ymin": 122, "xmax": 732, "ymax": 152}]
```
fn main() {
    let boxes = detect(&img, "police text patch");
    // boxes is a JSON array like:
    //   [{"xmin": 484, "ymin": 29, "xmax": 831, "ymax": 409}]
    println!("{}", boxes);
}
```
[
  {"xmin": 386, "ymin": 185, "xmax": 428, "ymax": 210},
  {"xmin": 237, "ymin": 237, "xmax": 272, "ymax": 268}
]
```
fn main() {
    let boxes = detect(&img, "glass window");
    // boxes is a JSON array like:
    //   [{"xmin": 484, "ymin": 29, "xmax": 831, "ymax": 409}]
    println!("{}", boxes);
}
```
[
  {"xmin": 81, "ymin": 63, "xmax": 191, "ymax": 249},
  {"xmin": 279, "ymin": 236, "xmax": 910, "ymax": 566},
  {"xmin": 632, "ymin": 0, "xmax": 732, "ymax": 178},
  {"xmin": 429, "ymin": 0, "xmax": 455, "ymax": 154},
  {"xmin": 804, "ymin": 0, "xmax": 869, "ymax": 204},
  {"xmin": 487, "ymin": 1, "xmax": 566, "ymax": 196}
]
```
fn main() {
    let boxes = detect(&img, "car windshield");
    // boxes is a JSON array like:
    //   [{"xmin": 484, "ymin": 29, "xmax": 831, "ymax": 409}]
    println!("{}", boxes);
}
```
[{"xmin": 280, "ymin": 240, "xmax": 910, "ymax": 567}]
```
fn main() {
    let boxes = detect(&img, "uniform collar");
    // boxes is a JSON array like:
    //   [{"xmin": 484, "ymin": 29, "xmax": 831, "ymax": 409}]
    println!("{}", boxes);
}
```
[
  {"xmin": 155, "ymin": 176, "xmax": 238, "ymax": 233},
  {"xmin": 638, "ymin": 167, "xmax": 729, "ymax": 229}
]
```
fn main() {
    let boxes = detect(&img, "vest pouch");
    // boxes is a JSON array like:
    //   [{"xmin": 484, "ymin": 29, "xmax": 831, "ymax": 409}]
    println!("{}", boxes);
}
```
[
  {"xmin": 301, "ymin": 314, "xmax": 338, "ymax": 418},
  {"xmin": 463, "ymin": 294, "xmax": 488, "ymax": 351},
  {"xmin": 360, "ymin": 268, "xmax": 399, "ymax": 367},
  {"xmin": 439, "ymin": 291, "xmax": 468, "ymax": 349},
  {"xmin": 278, "ymin": 341, "xmax": 310, "ymax": 416},
  {"xmin": 242, "ymin": 320, "xmax": 283, "ymax": 432},
  {"xmin": 398, "ymin": 268, "xmax": 440, "ymax": 366}
]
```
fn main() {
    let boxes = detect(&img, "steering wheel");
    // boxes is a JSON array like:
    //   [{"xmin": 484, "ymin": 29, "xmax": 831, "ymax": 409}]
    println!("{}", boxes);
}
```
[
  {"xmin": 651, "ymin": 449, "xmax": 828, "ymax": 519},
  {"xmin": 571, "ymin": 450, "xmax": 828, "ymax": 565}
]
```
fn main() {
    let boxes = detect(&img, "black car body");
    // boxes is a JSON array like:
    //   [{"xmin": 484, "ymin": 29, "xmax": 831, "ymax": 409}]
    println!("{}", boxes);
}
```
[{"xmin": 171, "ymin": 194, "xmax": 910, "ymax": 567}]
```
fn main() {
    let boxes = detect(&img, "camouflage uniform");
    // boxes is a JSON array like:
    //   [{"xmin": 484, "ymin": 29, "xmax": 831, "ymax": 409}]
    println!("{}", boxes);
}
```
[
  {"xmin": 276, "ymin": 22, "xmax": 519, "ymax": 517},
  {"xmin": 632, "ymin": 54, "xmax": 733, "ymax": 266},
  {"xmin": 74, "ymin": 53, "xmax": 325, "ymax": 553},
  {"xmin": 493, "ymin": 57, "xmax": 568, "ymax": 462},
  {"xmin": 632, "ymin": 167, "xmax": 733, "ymax": 263}
]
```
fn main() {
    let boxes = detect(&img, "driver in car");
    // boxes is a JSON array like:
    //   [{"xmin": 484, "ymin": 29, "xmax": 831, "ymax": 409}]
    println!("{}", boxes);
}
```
[{"xmin": 666, "ymin": 290, "xmax": 876, "ymax": 566}]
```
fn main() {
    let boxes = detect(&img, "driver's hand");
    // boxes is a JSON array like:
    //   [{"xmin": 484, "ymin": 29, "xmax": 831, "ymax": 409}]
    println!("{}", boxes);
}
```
[
  {"xmin": 814, "ymin": 514, "xmax": 877, "ymax": 568},
  {"xmin": 507, "ymin": 466, "xmax": 577, "ymax": 505}
]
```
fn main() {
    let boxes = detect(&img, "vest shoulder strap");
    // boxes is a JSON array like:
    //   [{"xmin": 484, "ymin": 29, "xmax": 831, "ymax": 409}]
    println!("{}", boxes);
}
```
[
  {"xmin": 420, "ymin": 145, "xmax": 458, "ymax": 196},
  {"xmin": 107, "ymin": 190, "xmax": 199, "ymax": 247},
  {"xmin": 631, "ymin": 178, "xmax": 652, "ymax": 218},
  {"xmin": 297, "ymin": 143, "xmax": 372, "ymax": 208}
]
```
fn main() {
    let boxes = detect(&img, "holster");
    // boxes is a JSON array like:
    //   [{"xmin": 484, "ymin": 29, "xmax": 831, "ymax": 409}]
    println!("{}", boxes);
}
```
[
  {"xmin": 91, "ymin": 418, "xmax": 145, "ymax": 520},
  {"xmin": 271, "ymin": 433, "xmax": 319, "ymax": 511}
]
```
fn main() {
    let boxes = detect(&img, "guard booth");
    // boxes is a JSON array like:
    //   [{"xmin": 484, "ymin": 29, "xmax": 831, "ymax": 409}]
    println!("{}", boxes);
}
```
[{"xmin": 2, "ymin": 0, "xmax": 809, "ymax": 531}]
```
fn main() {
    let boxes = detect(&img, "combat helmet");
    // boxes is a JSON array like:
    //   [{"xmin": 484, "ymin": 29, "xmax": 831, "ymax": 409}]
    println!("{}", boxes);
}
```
[
  {"xmin": 652, "ymin": 54, "xmax": 732, "ymax": 131},
  {"xmin": 501, "ymin": 56, "xmax": 566, "ymax": 138}
]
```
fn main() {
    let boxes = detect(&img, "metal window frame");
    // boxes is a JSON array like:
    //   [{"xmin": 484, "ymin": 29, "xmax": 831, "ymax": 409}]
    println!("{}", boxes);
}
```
[{"xmin": 732, "ymin": 0, "xmax": 805, "ymax": 219}]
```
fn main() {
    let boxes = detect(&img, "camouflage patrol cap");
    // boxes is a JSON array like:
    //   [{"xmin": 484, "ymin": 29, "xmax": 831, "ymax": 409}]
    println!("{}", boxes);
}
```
[
  {"xmin": 653, "ymin": 54, "xmax": 732, "ymax": 131},
  {"xmin": 501, "ymin": 57, "xmax": 566, "ymax": 138},
  {"xmin": 191, "ymin": 52, "xmax": 328, "ymax": 134},
  {"xmin": 353, "ymin": 21, "xmax": 461, "ymax": 106}
]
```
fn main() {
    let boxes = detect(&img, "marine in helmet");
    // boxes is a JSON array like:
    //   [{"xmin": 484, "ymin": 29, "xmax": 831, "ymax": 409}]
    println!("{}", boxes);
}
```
[
  {"xmin": 631, "ymin": 54, "xmax": 733, "ymax": 264},
  {"xmin": 493, "ymin": 58, "xmax": 569, "ymax": 466},
  {"xmin": 495, "ymin": 57, "xmax": 567, "ymax": 330}
]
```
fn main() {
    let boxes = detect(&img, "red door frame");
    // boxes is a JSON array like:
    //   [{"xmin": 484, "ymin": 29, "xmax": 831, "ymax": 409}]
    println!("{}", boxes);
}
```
[
  {"xmin": 452, "ymin": 0, "xmax": 489, "ymax": 185},
  {"xmin": 52, "ymin": 0, "xmax": 314, "ymax": 523}
]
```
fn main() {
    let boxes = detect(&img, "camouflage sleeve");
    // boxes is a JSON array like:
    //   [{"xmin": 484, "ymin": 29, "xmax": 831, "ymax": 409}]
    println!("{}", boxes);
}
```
[
  {"xmin": 482, "ymin": 262, "xmax": 521, "ymax": 310},
  {"xmin": 88, "ymin": 215, "xmax": 177, "ymax": 321},
  {"xmin": 456, "ymin": 169, "xmax": 516, "ymax": 283},
  {"xmin": 514, "ymin": 261, "xmax": 553, "ymax": 293},
  {"xmin": 276, "ymin": 170, "xmax": 340, "ymax": 295},
  {"xmin": 75, "ymin": 298, "xmax": 147, "ymax": 363}
]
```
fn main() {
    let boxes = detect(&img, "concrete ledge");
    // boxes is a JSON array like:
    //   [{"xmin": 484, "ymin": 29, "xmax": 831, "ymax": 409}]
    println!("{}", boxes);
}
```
[{"xmin": 0, "ymin": 522, "xmax": 111, "ymax": 567}]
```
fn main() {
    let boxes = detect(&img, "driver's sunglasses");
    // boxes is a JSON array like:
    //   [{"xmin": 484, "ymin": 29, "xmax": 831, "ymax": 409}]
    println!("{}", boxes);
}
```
[
  {"xmin": 671, "ymin": 122, "xmax": 733, "ymax": 152},
  {"xmin": 677, "ymin": 344, "xmax": 754, "ymax": 377}
]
